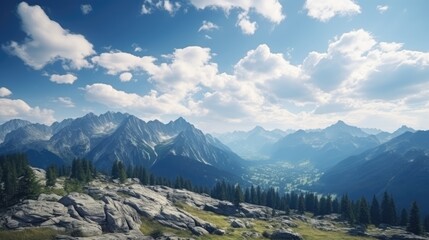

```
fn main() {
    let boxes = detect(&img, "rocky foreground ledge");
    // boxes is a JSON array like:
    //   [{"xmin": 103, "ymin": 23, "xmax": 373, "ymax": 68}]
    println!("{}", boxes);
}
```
[{"xmin": 1, "ymin": 177, "xmax": 428, "ymax": 240}]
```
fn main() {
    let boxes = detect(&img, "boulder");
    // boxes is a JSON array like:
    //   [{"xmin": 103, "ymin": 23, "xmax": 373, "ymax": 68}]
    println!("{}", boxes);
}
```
[
  {"xmin": 155, "ymin": 206, "xmax": 196, "ymax": 230},
  {"xmin": 4, "ymin": 217, "xmax": 21, "ymax": 229},
  {"xmin": 213, "ymin": 229, "xmax": 226, "ymax": 235},
  {"xmin": 59, "ymin": 193, "xmax": 106, "ymax": 224},
  {"xmin": 270, "ymin": 229, "xmax": 303, "ymax": 240},
  {"xmin": 310, "ymin": 219, "xmax": 335, "ymax": 231},
  {"xmin": 281, "ymin": 219, "xmax": 298, "ymax": 228},
  {"xmin": 120, "ymin": 185, "xmax": 169, "ymax": 206},
  {"xmin": 152, "ymin": 186, "xmax": 219, "ymax": 208},
  {"xmin": 204, "ymin": 201, "xmax": 237, "ymax": 216},
  {"xmin": 103, "ymin": 196, "xmax": 141, "ymax": 232},
  {"xmin": 38, "ymin": 193, "xmax": 62, "ymax": 202},
  {"xmin": 122, "ymin": 185, "xmax": 169, "ymax": 218},
  {"xmin": 41, "ymin": 216, "xmax": 102, "ymax": 237},
  {"xmin": 240, "ymin": 203, "xmax": 271, "ymax": 218},
  {"xmin": 74, "ymin": 230, "xmax": 150, "ymax": 240},
  {"xmin": 186, "ymin": 212, "xmax": 217, "ymax": 233},
  {"xmin": 10, "ymin": 200, "xmax": 68, "ymax": 225},
  {"xmin": 348, "ymin": 225, "xmax": 367, "ymax": 236},
  {"xmin": 230, "ymin": 219, "xmax": 246, "ymax": 228},
  {"xmin": 242, "ymin": 231, "xmax": 261, "ymax": 238},
  {"xmin": 67, "ymin": 205, "xmax": 83, "ymax": 220},
  {"xmin": 191, "ymin": 226, "xmax": 209, "ymax": 236}
]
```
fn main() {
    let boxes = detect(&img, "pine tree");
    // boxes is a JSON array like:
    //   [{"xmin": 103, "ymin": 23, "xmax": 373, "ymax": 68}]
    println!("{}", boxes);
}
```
[
  {"xmin": 18, "ymin": 166, "xmax": 41, "ymax": 200},
  {"xmin": 341, "ymin": 194, "xmax": 354, "ymax": 223},
  {"xmin": 250, "ymin": 185, "xmax": 256, "ymax": 204},
  {"xmin": 290, "ymin": 192, "xmax": 298, "ymax": 210},
  {"xmin": 256, "ymin": 186, "xmax": 262, "ymax": 205},
  {"xmin": 111, "ymin": 160, "xmax": 119, "ymax": 179},
  {"xmin": 370, "ymin": 195, "xmax": 381, "ymax": 226},
  {"xmin": 358, "ymin": 197, "xmax": 370, "ymax": 225},
  {"xmin": 319, "ymin": 196, "xmax": 326, "ymax": 215},
  {"xmin": 117, "ymin": 161, "xmax": 127, "ymax": 183},
  {"xmin": 305, "ymin": 193, "xmax": 315, "ymax": 213},
  {"xmin": 325, "ymin": 195, "xmax": 333, "ymax": 214},
  {"xmin": 400, "ymin": 208, "xmax": 408, "ymax": 227},
  {"xmin": 244, "ymin": 188, "xmax": 251, "ymax": 203},
  {"xmin": 381, "ymin": 192, "xmax": 396, "ymax": 225},
  {"xmin": 4, "ymin": 163, "xmax": 18, "ymax": 198},
  {"xmin": 389, "ymin": 194, "xmax": 397, "ymax": 225},
  {"xmin": 332, "ymin": 198, "xmax": 340, "ymax": 214},
  {"xmin": 149, "ymin": 173, "xmax": 155, "ymax": 185},
  {"xmin": 46, "ymin": 165, "xmax": 57, "ymax": 187},
  {"xmin": 423, "ymin": 215, "xmax": 429, "ymax": 233},
  {"xmin": 233, "ymin": 185, "xmax": 243, "ymax": 207},
  {"xmin": 298, "ymin": 194, "xmax": 305, "ymax": 214},
  {"xmin": 407, "ymin": 201, "xmax": 422, "ymax": 235}
]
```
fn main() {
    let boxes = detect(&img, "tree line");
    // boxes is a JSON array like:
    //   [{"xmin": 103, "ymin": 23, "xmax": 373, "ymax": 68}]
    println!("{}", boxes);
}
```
[
  {"xmin": 0, "ymin": 154, "xmax": 40, "ymax": 208},
  {"xmin": 210, "ymin": 180, "xmax": 429, "ymax": 235}
]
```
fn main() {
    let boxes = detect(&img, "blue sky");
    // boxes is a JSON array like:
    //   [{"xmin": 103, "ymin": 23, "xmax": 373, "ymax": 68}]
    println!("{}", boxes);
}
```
[{"xmin": 1, "ymin": 0, "xmax": 429, "ymax": 132}]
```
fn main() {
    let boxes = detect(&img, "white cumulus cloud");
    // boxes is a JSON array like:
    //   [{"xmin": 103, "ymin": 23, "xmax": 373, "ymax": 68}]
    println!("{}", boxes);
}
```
[
  {"xmin": 0, "ymin": 87, "xmax": 12, "ymax": 97},
  {"xmin": 304, "ymin": 0, "xmax": 361, "ymax": 22},
  {"xmin": 3, "ymin": 2, "xmax": 95, "ymax": 70},
  {"xmin": 377, "ymin": 5, "xmax": 389, "ymax": 14},
  {"xmin": 237, "ymin": 12, "xmax": 257, "ymax": 35},
  {"xmin": 81, "ymin": 4, "xmax": 92, "ymax": 15},
  {"xmin": 198, "ymin": 21, "xmax": 219, "ymax": 32},
  {"xmin": 50, "ymin": 73, "xmax": 77, "ymax": 84},
  {"xmin": 92, "ymin": 51, "xmax": 156, "ymax": 75},
  {"xmin": 86, "ymin": 32, "xmax": 429, "ymax": 132},
  {"xmin": 141, "ymin": 0, "xmax": 181, "ymax": 15},
  {"xmin": 0, "ymin": 98, "xmax": 55, "ymax": 124},
  {"xmin": 119, "ymin": 72, "xmax": 133, "ymax": 82},
  {"xmin": 56, "ymin": 97, "xmax": 75, "ymax": 108},
  {"xmin": 189, "ymin": 0, "xmax": 284, "ymax": 34}
]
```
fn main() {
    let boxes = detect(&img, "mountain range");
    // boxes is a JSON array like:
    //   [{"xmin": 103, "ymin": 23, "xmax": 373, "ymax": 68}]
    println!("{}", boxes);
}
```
[
  {"xmin": 0, "ymin": 112, "xmax": 244, "ymax": 186},
  {"xmin": 1, "ymin": 112, "xmax": 427, "ymax": 213},
  {"xmin": 217, "ymin": 120, "xmax": 415, "ymax": 170},
  {"xmin": 315, "ymin": 130, "xmax": 429, "ymax": 214},
  {"xmin": 215, "ymin": 126, "xmax": 291, "ymax": 160}
]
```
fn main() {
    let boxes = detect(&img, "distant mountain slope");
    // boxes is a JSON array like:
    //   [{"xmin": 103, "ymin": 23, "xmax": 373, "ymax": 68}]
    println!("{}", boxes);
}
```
[
  {"xmin": 315, "ymin": 130, "xmax": 429, "ymax": 214},
  {"xmin": 270, "ymin": 121, "xmax": 380, "ymax": 169},
  {"xmin": 215, "ymin": 126, "xmax": 291, "ymax": 160},
  {"xmin": 0, "ymin": 119, "xmax": 31, "ymax": 143},
  {"xmin": 0, "ymin": 112, "xmax": 244, "ymax": 185},
  {"xmin": 375, "ymin": 125, "xmax": 415, "ymax": 143}
]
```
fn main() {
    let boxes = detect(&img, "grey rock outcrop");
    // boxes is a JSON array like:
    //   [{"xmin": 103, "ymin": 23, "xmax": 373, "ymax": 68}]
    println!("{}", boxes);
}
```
[
  {"xmin": 103, "ymin": 196, "xmax": 141, "ymax": 232},
  {"xmin": 59, "ymin": 193, "xmax": 106, "ymax": 224},
  {"xmin": 38, "ymin": 193, "xmax": 62, "ymax": 202},
  {"xmin": 231, "ymin": 219, "xmax": 246, "ymax": 228},
  {"xmin": 270, "ymin": 229, "xmax": 303, "ymax": 240},
  {"xmin": 42, "ymin": 216, "xmax": 102, "ymax": 237},
  {"xmin": 190, "ymin": 226, "xmax": 209, "ymax": 236},
  {"xmin": 7, "ymin": 200, "xmax": 67, "ymax": 227}
]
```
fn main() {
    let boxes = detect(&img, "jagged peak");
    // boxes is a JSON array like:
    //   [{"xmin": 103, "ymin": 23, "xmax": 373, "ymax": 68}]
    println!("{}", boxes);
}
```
[
  {"xmin": 174, "ymin": 116, "xmax": 188, "ymax": 124},
  {"xmin": 332, "ymin": 120, "xmax": 348, "ymax": 127},
  {"xmin": 250, "ymin": 126, "xmax": 266, "ymax": 132},
  {"xmin": 1, "ymin": 118, "xmax": 32, "ymax": 126}
]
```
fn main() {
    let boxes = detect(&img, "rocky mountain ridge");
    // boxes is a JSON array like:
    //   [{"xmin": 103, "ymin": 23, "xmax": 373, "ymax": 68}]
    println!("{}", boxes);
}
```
[{"xmin": 0, "ymin": 112, "xmax": 243, "ymax": 186}]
